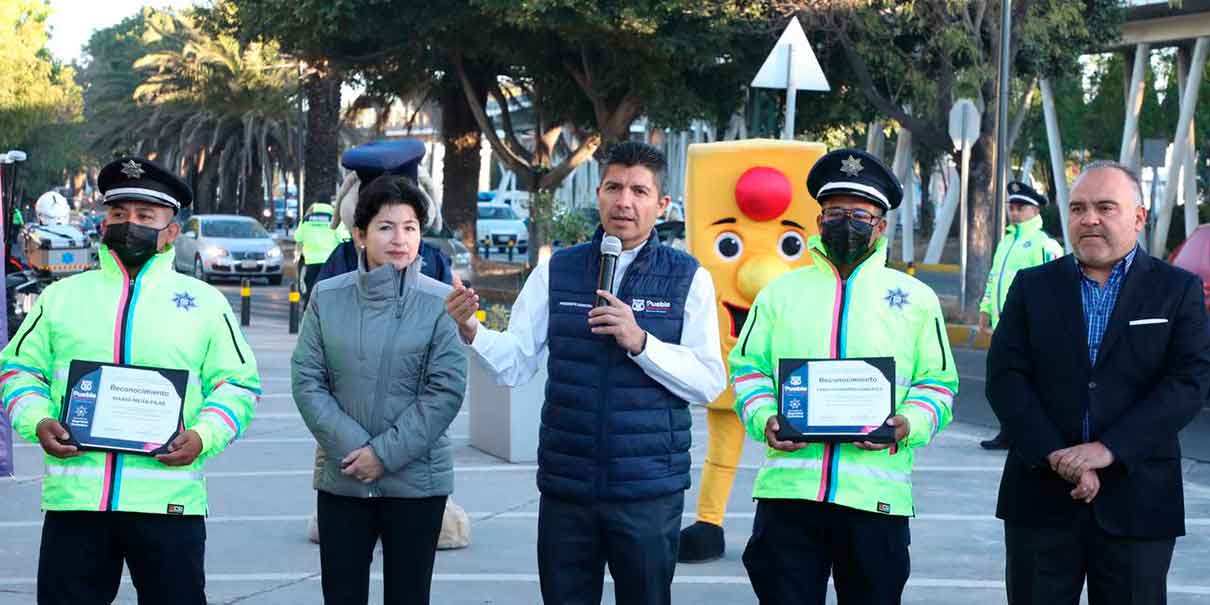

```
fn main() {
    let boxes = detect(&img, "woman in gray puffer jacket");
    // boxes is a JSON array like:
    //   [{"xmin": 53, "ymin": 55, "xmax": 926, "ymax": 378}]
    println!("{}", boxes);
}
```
[{"xmin": 292, "ymin": 175, "xmax": 467, "ymax": 605}]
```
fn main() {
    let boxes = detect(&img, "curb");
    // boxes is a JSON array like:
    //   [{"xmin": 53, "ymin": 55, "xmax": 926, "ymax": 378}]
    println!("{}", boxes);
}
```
[
  {"xmin": 946, "ymin": 324, "xmax": 991, "ymax": 350},
  {"xmin": 889, "ymin": 262, "xmax": 961, "ymax": 274}
]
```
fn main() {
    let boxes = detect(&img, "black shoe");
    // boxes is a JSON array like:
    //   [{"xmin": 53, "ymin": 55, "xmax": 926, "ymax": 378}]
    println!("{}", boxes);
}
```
[
  {"xmin": 980, "ymin": 432, "xmax": 1009, "ymax": 450},
  {"xmin": 677, "ymin": 521, "xmax": 725, "ymax": 563}
]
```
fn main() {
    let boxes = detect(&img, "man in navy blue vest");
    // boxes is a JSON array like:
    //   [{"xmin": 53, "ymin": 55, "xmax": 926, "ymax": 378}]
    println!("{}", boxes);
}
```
[{"xmin": 446, "ymin": 142, "xmax": 725, "ymax": 604}]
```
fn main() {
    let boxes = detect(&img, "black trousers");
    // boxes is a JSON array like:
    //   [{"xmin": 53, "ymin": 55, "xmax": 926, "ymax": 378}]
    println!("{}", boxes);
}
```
[
  {"xmin": 536, "ymin": 492, "xmax": 683, "ymax": 605},
  {"xmin": 37, "ymin": 510, "xmax": 206, "ymax": 605},
  {"xmin": 301, "ymin": 262, "xmax": 324, "ymax": 306},
  {"xmin": 1005, "ymin": 509, "xmax": 1176, "ymax": 605},
  {"xmin": 316, "ymin": 490, "xmax": 447, "ymax": 605},
  {"xmin": 742, "ymin": 498, "xmax": 911, "ymax": 605}
]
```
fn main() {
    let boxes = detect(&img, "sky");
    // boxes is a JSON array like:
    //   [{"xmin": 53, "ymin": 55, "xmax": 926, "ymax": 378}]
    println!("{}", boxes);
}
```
[{"xmin": 45, "ymin": 0, "xmax": 200, "ymax": 63}]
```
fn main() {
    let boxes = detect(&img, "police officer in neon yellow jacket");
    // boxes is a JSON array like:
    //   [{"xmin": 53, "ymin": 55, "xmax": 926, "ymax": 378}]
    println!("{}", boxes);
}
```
[
  {"xmin": 979, "ymin": 181, "xmax": 1064, "ymax": 331},
  {"xmin": 978, "ymin": 181, "xmax": 1062, "ymax": 450},
  {"xmin": 294, "ymin": 201, "xmax": 342, "ymax": 305},
  {"xmin": 1, "ymin": 157, "xmax": 260, "ymax": 605},
  {"xmin": 730, "ymin": 149, "xmax": 957, "ymax": 605}
]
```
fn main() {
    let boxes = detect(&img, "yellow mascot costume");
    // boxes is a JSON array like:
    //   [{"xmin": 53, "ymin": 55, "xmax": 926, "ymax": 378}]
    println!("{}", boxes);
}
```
[{"xmin": 678, "ymin": 139, "xmax": 825, "ymax": 562}]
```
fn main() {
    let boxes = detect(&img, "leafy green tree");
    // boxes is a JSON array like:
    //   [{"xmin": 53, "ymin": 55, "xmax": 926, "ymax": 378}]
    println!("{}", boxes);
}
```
[
  {"xmin": 209, "ymin": 1, "xmax": 781, "ymax": 261},
  {"xmin": 85, "ymin": 9, "xmax": 298, "ymax": 216},
  {"xmin": 791, "ymin": 0, "xmax": 1122, "ymax": 318},
  {"xmin": 0, "ymin": 0, "xmax": 85, "ymax": 197}
]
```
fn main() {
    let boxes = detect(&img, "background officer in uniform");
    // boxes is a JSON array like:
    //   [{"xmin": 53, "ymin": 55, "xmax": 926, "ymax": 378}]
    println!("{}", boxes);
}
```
[
  {"xmin": 293, "ymin": 199, "xmax": 341, "ymax": 306},
  {"xmin": 979, "ymin": 181, "xmax": 1064, "ymax": 450},
  {"xmin": 1, "ymin": 156, "xmax": 260, "ymax": 605},
  {"xmin": 731, "ymin": 149, "xmax": 958, "ymax": 605}
]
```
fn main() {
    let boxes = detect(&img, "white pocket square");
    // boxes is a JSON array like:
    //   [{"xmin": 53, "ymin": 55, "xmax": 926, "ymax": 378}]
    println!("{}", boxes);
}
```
[{"xmin": 1129, "ymin": 318, "xmax": 1168, "ymax": 326}]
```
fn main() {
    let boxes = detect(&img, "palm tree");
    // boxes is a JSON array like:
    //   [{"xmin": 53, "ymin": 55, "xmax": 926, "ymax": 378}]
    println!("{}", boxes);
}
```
[{"xmin": 93, "ymin": 10, "xmax": 298, "ymax": 217}]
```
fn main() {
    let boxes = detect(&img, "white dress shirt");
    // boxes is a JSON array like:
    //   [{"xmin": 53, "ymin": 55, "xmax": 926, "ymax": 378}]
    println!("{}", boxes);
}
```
[{"xmin": 467, "ymin": 241, "xmax": 726, "ymax": 405}]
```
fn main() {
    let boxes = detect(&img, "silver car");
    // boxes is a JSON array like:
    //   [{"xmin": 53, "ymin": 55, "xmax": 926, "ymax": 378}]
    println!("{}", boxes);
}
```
[{"xmin": 175, "ymin": 214, "xmax": 284, "ymax": 284}]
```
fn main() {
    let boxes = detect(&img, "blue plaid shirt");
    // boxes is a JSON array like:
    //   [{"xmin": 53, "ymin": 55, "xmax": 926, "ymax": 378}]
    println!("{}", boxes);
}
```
[{"xmin": 1079, "ymin": 247, "xmax": 1138, "ymax": 365}]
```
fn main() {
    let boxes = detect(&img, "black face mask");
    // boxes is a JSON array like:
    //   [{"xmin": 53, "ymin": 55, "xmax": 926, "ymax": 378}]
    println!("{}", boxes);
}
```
[
  {"xmin": 820, "ymin": 218, "xmax": 875, "ymax": 266},
  {"xmin": 103, "ymin": 221, "xmax": 165, "ymax": 269}
]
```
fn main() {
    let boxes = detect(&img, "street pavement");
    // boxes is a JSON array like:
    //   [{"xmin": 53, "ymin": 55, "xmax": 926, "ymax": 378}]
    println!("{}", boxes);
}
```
[{"xmin": 2, "ymin": 283, "xmax": 1209, "ymax": 604}]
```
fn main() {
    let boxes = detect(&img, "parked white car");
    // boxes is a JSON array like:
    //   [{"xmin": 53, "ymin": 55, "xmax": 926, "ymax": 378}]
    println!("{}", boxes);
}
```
[{"xmin": 477, "ymin": 202, "xmax": 528, "ymax": 253}]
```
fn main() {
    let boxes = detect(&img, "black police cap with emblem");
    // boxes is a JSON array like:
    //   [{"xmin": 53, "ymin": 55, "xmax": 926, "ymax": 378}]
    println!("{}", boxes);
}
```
[
  {"xmin": 1007, "ymin": 181, "xmax": 1048, "ymax": 207},
  {"xmin": 97, "ymin": 156, "xmax": 193, "ymax": 213},
  {"xmin": 806, "ymin": 148, "xmax": 903, "ymax": 213}
]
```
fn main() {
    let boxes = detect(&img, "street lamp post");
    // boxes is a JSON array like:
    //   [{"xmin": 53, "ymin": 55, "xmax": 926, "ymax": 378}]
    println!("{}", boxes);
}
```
[{"xmin": 994, "ymin": 0, "xmax": 1013, "ymax": 241}]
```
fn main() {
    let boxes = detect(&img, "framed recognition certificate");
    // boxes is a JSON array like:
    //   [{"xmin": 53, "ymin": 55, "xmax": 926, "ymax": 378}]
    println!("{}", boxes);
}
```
[
  {"xmin": 58, "ymin": 360, "xmax": 189, "ymax": 455},
  {"xmin": 775, "ymin": 357, "xmax": 896, "ymax": 443}
]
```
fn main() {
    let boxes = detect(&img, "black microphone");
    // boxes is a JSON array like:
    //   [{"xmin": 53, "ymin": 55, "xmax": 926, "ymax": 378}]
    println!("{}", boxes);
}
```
[{"xmin": 596, "ymin": 235, "xmax": 622, "ymax": 307}]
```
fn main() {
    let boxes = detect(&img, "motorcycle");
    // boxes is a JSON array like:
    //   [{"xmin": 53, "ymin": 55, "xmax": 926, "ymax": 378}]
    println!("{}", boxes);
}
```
[{"xmin": 5, "ymin": 264, "xmax": 44, "ymax": 341}]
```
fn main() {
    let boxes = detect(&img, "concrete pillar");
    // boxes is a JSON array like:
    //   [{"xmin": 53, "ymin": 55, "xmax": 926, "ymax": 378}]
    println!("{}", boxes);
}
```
[
  {"xmin": 1179, "ymin": 46, "xmax": 1200, "ymax": 237},
  {"xmin": 885, "ymin": 127, "xmax": 912, "ymax": 251},
  {"xmin": 866, "ymin": 121, "xmax": 885, "ymax": 158},
  {"xmin": 1120, "ymin": 44, "xmax": 1151, "ymax": 173},
  {"xmin": 1153, "ymin": 37, "xmax": 1209, "ymax": 255},
  {"xmin": 924, "ymin": 162, "xmax": 959, "ymax": 264},
  {"xmin": 1040, "ymin": 79, "xmax": 1072, "ymax": 251}
]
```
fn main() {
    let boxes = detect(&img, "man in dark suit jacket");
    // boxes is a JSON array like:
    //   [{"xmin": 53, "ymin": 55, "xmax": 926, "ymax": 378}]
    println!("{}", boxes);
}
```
[{"xmin": 987, "ymin": 160, "xmax": 1210, "ymax": 605}]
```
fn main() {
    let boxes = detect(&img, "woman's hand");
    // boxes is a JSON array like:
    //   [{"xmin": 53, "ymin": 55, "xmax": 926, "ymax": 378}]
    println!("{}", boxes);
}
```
[{"xmin": 341, "ymin": 446, "xmax": 385, "ymax": 484}]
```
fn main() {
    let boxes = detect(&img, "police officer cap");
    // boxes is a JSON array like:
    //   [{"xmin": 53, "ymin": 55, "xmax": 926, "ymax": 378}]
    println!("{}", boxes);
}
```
[
  {"xmin": 806, "ymin": 148, "xmax": 903, "ymax": 213},
  {"xmin": 1007, "ymin": 181, "xmax": 1048, "ymax": 207},
  {"xmin": 341, "ymin": 138, "xmax": 426, "ymax": 184},
  {"xmin": 98, "ymin": 156, "xmax": 193, "ymax": 213}
]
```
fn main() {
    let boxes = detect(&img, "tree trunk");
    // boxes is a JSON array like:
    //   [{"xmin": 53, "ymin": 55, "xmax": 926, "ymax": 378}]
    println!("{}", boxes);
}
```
[
  {"xmin": 440, "ymin": 69, "xmax": 489, "ymax": 255},
  {"xmin": 964, "ymin": 134, "xmax": 997, "ymax": 320},
  {"xmin": 218, "ymin": 172, "xmax": 239, "ymax": 215},
  {"xmin": 304, "ymin": 70, "xmax": 342, "ymax": 207},
  {"xmin": 195, "ymin": 154, "xmax": 220, "ymax": 213},
  {"xmin": 919, "ymin": 162, "xmax": 934, "ymax": 233},
  {"xmin": 242, "ymin": 152, "xmax": 265, "ymax": 220}
]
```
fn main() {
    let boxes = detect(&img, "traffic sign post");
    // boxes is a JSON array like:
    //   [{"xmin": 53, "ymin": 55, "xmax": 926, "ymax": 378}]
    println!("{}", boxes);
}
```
[
  {"xmin": 751, "ymin": 17, "xmax": 830, "ymax": 140},
  {"xmin": 949, "ymin": 99, "xmax": 980, "ymax": 310}
]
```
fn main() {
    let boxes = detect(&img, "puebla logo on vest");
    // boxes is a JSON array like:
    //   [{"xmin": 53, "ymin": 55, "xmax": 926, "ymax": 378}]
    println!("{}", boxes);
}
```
[
  {"xmin": 1022, "ymin": 240, "xmax": 1033, "ymax": 249},
  {"xmin": 884, "ymin": 288, "xmax": 910, "ymax": 310},
  {"xmin": 631, "ymin": 298, "xmax": 672, "ymax": 315}
]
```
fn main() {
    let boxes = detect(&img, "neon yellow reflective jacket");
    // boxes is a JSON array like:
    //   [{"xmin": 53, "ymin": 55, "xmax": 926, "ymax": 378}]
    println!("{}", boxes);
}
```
[
  {"xmin": 1, "ymin": 245, "xmax": 260, "ymax": 515},
  {"xmin": 729, "ymin": 235, "xmax": 958, "ymax": 517},
  {"xmin": 980, "ymin": 215, "xmax": 1063, "ymax": 328},
  {"xmin": 294, "ymin": 203, "xmax": 341, "ymax": 265}
]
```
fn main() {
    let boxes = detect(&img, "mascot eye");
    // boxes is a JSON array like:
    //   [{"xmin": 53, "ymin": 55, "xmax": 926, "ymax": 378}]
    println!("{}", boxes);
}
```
[
  {"xmin": 714, "ymin": 232, "xmax": 743, "ymax": 262},
  {"xmin": 779, "ymin": 231, "xmax": 805, "ymax": 260}
]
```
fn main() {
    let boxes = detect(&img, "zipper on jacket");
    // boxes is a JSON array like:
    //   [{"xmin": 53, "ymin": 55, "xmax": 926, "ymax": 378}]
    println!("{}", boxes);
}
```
[
  {"xmin": 740, "ymin": 306, "xmax": 759, "ymax": 356},
  {"xmin": 594, "ymin": 250, "xmax": 646, "ymax": 498},
  {"xmin": 106, "ymin": 274, "xmax": 138, "ymax": 511},
  {"xmin": 820, "ymin": 262, "xmax": 851, "ymax": 504},
  {"xmin": 994, "ymin": 226, "xmax": 1020, "ymax": 316}
]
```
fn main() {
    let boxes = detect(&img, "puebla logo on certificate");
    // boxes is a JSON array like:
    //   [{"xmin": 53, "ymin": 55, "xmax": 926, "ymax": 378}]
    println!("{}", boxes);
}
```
[
  {"xmin": 776, "ymin": 357, "xmax": 896, "ymax": 443},
  {"xmin": 59, "ymin": 360, "xmax": 189, "ymax": 455}
]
